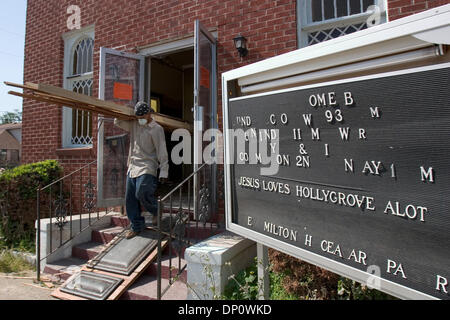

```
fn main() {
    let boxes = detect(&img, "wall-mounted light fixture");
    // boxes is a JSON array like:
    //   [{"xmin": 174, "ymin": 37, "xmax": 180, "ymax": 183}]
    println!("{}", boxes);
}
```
[{"xmin": 233, "ymin": 35, "xmax": 248, "ymax": 57}]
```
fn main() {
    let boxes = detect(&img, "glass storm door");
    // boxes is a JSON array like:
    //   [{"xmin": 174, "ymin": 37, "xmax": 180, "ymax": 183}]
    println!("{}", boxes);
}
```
[
  {"xmin": 97, "ymin": 48, "xmax": 145, "ymax": 207},
  {"xmin": 193, "ymin": 20, "xmax": 218, "ymax": 221}
]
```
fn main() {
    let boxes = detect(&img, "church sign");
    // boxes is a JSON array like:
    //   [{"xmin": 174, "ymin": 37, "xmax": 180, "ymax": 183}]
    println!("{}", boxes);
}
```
[{"xmin": 223, "ymin": 63, "xmax": 450, "ymax": 300}]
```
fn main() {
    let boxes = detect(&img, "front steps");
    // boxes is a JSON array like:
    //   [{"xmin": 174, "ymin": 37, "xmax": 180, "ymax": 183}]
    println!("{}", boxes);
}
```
[{"xmin": 43, "ymin": 214, "xmax": 221, "ymax": 300}]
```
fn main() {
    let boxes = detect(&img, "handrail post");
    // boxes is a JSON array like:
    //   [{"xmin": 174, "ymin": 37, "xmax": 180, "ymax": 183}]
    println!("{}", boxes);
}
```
[
  {"xmin": 154, "ymin": 163, "xmax": 218, "ymax": 300},
  {"xmin": 33, "ymin": 159, "xmax": 109, "ymax": 273},
  {"xmin": 36, "ymin": 187, "xmax": 41, "ymax": 282},
  {"xmin": 157, "ymin": 196, "xmax": 162, "ymax": 300}
]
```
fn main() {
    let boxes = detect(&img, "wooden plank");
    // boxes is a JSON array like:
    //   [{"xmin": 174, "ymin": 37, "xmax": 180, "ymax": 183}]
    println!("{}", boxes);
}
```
[
  {"xmin": 37, "ymin": 91, "xmax": 129, "ymax": 113},
  {"xmin": 7, "ymin": 81, "xmax": 133, "ymax": 116},
  {"xmin": 29, "ymin": 90, "xmax": 132, "ymax": 118},
  {"xmin": 8, "ymin": 91, "xmax": 79, "ymax": 108},
  {"xmin": 4, "ymin": 81, "xmax": 35, "ymax": 90},
  {"xmin": 9, "ymin": 91, "xmax": 134, "ymax": 120},
  {"xmin": 27, "ymin": 82, "xmax": 135, "ymax": 116},
  {"xmin": 6, "ymin": 81, "xmax": 193, "ymax": 131},
  {"xmin": 9, "ymin": 91, "xmax": 129, "ymax": 120},
  {"xmin": 37, "ymin": 91, "xmax": 134, "ymax": 118},
  {"xmin": 153, "ymin": 114, "xmax": 193, "ymax": 132}
]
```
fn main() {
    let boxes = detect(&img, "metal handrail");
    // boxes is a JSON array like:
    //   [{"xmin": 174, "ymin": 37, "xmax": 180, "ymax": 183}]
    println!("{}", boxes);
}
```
[
  {"xmin": 156, "ymin": 163, "xmax": 221, "ymax": 300},
  {"xmin": 36, "ymin": 159, "xmax": 115, "ymax": 282},
  {"xmin": 160, "ymin": 163, "xmax": 207, "ymax": 202},
  {"xmin": 39, "ymin": 160, "xmax": 97, "ymax": 191},
  {"xmin": 35, "ymin": 158, "xmax": 219, "ymax": 299}
]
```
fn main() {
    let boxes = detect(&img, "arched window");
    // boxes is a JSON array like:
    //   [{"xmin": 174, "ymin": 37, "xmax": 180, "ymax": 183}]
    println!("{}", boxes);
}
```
[
  {"xmin": 72, "ymin": 37, "xmax": 94, "ymax": 76},
  {"xmin": 66, "ymin": 36, "xmax": 94, "ymax": 146}
]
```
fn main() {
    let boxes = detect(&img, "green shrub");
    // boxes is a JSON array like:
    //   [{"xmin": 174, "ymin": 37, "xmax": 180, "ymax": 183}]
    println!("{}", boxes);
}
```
[
  {"xmin": 0, "ymin": 250, "xmax": 35, "ymax": 273},
  {"xmin": 269, "ymin": 249, "xmax": 395, "ymax": 300},
  {"xmin": 223, "ymin": 258, "xmax": 299, "ymax": 300},
  {"xmin": 0, "ymin": 160, "xmax": 62, "ymax": 251},
  {"xmin": 269, "ymin": 270, "xmax": 299, "ymax": 300},
  {"xmin": 223, "ymin": 253, "xmax": 395, "ymax": 300},
  {"xmin": 224, "ymin": 260, "xmax": 259, "ymax": 300},
  {"xmin": 0, "ymin": 160, "xmax": 62, "ymax": 199},
  {"xmin": 269, "ymin": 249, "xmax": 340, "ymax": 299}
]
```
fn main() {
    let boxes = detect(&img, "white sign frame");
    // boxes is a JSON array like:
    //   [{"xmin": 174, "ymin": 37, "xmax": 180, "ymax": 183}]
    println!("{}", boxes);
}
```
[{"xmin": 221, "ymin": 6, "xmax": 450, "ymax": 300}]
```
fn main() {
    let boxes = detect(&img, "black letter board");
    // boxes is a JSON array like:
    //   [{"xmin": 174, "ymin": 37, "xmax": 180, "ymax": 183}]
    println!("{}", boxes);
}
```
[{"xmin": 226, "ymin": 64, "xmax": 450, "ymax": 299}]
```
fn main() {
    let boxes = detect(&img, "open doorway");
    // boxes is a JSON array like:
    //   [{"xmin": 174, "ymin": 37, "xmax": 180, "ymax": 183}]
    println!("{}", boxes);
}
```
[{"xmin": 147, "ymin": 48, "xmax": 195, "ymax": 193}]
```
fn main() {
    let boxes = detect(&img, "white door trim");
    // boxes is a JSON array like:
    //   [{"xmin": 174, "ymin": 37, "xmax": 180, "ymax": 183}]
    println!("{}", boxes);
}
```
[{"xmin": 138, "ymin": 32, "xmax": 218, "ymax": 57}]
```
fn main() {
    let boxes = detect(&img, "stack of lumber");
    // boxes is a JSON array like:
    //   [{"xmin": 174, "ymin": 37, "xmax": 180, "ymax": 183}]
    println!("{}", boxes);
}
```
[{"xmin": 5, "ymin": 81, "xmax": 193, "ymax": 132}]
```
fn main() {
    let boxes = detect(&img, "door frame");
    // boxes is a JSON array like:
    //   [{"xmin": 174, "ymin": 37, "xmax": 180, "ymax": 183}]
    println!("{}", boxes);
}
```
[
  {"xmin": 193, "ymin": 20, "xmax": 218, "ymax": 219},
  {"xmin": 97, "ymin": 47, "xmax": 145, "ymax": 207},
  {"xmin": 138, "ymin": 29, "xmax": 219, "ymax": 167}
]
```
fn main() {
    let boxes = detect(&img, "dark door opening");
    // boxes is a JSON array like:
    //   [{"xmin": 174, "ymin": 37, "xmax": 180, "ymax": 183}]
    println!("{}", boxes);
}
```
[{"xmin": 149, "ymin": 48, "xmax": 195, "ymax": 193}]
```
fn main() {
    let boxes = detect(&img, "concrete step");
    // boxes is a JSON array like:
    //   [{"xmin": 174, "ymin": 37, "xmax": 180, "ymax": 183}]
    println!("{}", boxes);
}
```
[
  {"xmin": 110, "ymin": 215, "xmax": 221, "ymax": 240},
  {"xmin": 43, "ymin": 257, "xmax": 86, "ymax": 282},
  {"xmin": 91, "ymin": 226, "xmax": 125, "ymax": 244},
  {"xmin": 44, "ymin": 212, "xmax": 222, "ymax": 300},
  {"xmin": 72, "ymin": 241, "xmax": 106, "ymax": 261},
  {"xmin": 119, "ymin": 275, "xmax": 187, "ymax": 300}
]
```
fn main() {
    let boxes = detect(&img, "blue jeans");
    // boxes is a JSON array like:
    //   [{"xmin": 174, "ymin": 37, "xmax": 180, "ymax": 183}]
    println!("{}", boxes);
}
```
[{"xmin": 125, "ymin": 173, "xmax": 158, "ymax": 232}]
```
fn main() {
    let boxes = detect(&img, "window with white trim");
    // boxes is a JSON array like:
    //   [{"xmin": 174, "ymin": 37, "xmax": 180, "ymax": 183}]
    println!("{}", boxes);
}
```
[
  {"xmin": 62, "ymin": 27, "xmax": 94, "ymax": 147},
  {"xmin": 297, "ymin": 0, "xmax": 387, "ymax": 47}
]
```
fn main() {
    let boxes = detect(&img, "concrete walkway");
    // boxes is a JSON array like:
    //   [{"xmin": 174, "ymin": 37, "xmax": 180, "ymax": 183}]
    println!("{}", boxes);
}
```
[{"xmin": 0, "ymin": 271, "xmax": 58, "ymax": 300}]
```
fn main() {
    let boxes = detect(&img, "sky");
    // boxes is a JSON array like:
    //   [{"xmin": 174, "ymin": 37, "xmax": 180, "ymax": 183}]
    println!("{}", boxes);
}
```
[{"xmin": 0, "ymin": 0, "xmax": 27, "ymax": 116}]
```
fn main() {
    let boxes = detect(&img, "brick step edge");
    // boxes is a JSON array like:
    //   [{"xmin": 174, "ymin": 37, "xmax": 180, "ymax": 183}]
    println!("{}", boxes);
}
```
[
  {"xmin": 145, "ymin": 264, "xmax": 187, "ymax": 283},
  {"xmin": 43, "ymin": 265, "xmax": 81, "ymax": 282},
  {"xmin": 119, "ymin": 276, "xmax": 187, "ymax": 301},
  {"xmin": 91, "ymin": 228, "xmax": 124, "ymax": 244},
  {"xmin": 110, "ymin": 216, "xmax": 223, "ymax": 238},
  {"xmin": 72, "ymin": 246, "xmax": 104, "ymax": 261},
  {"xmin": 111, "ymin": 215, "xmax": 222, "ymax": 228}
]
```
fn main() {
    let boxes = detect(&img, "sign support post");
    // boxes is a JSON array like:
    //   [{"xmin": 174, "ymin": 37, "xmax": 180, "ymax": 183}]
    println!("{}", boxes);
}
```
[{"xmin": 257, "ymin": 243, "xmax": 270, "ymax": 300}]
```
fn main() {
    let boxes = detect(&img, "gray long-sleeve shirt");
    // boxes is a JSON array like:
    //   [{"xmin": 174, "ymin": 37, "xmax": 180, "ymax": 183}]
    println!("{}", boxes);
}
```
[{"xmin": 114, "ymin": 118, "xmax": 169, "ymax": 179}]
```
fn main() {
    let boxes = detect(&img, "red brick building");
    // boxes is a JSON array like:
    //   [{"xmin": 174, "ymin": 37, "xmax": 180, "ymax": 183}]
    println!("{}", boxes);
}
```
[{"xmin": 21, "ymin": 0, "xmax": 450, "ymax": 212}]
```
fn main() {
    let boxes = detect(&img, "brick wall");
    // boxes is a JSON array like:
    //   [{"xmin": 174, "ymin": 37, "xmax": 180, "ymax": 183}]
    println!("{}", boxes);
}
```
[
  {"xmin": 22, "ymin": 0, "xmax": 449, "ymax": 217},
  {"xmin": 23, "ymin": 0, "xmax": 297, "ymax": 167},
  {"xmin": 388, "ymin": 0, "xmax": 450, "ymax": 20},
  {"xmin": 22, "ymin": 0, "xmax": 450, "ymax": 168},
  {"xmin": 23, "ymin": 0, "xmax": 298, "ymax": 219}
]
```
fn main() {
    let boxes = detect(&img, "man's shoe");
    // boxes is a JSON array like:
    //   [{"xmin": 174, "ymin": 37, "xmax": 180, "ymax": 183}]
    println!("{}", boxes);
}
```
[{"xmin": 125, "ymin": 230, "xmax": 140, "ymax": 239}]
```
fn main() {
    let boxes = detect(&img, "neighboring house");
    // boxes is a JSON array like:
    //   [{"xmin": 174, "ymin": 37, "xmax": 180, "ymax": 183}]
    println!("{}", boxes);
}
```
[
  {"xmin": 0, "ymin": 123, "xmax": 21, "ymax": 168},
  {"xmin": 21, "ymin": 0, "xmax": 449, "ymax": 216}
]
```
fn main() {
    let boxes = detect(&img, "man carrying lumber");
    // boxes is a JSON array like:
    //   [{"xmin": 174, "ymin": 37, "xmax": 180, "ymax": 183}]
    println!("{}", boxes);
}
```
[{"xmin": 114, "ymin": 102, "xmax": 169, "ymax": 239}]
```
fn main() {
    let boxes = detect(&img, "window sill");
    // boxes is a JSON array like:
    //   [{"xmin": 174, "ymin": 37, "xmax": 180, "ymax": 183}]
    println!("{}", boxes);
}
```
[{"xmin": 56, "ymin": 147, "xmax": 95, "ymax": 157}]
